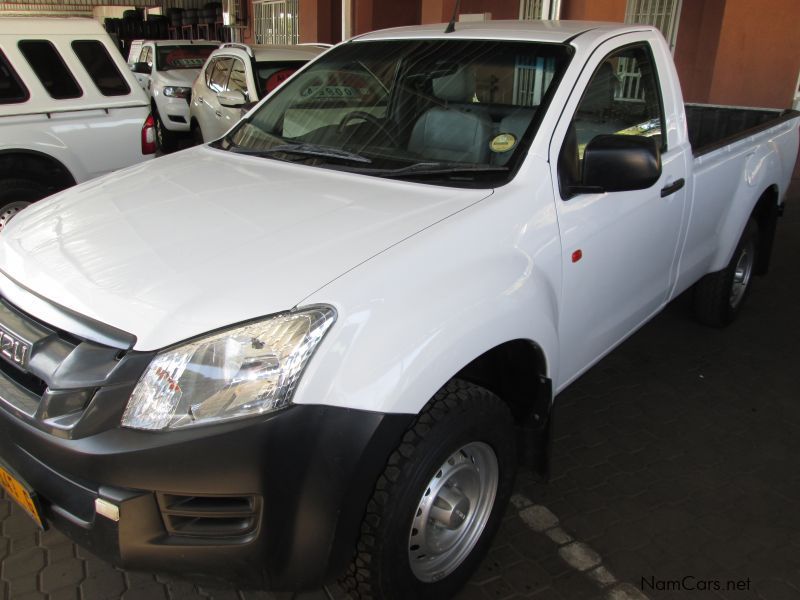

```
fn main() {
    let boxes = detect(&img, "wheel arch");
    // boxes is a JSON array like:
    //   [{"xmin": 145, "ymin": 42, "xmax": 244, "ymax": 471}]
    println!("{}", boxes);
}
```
[
  {"xmin": 0, "ymin": 149, "xmax": 77, "ymax": 193},
  {"xmin": 455, "ymin": 339, "xmax": 553, "ymax": 478}
]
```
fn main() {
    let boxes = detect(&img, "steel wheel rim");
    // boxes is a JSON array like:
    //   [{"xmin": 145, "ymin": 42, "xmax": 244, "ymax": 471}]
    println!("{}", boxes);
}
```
[
  {"xmin": 155, "ymin": 116, "xmax": 165, "ymax": 148},
  {"xmin": 730, "ymin": 242, "xmax": 754, "ymax": 308},
  {"xmin": 0, "ymin": 201, "xmax": 31, "ymax": 233},
  {"xmin": 408, "ymin": 441, "xmax": 499, "ymax": 582}
]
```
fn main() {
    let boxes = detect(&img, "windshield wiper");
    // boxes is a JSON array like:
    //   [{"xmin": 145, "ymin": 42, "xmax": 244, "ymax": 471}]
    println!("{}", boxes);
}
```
[
  {"xmin": 365, "ymin": 162, "xmax": 509, "ymax": 178},
  {"xmin": 231, "ymin": 142, "xmax": 372, "ymax": 164}
]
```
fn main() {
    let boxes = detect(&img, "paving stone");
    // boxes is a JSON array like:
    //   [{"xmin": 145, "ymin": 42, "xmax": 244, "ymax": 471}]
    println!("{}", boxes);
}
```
[
  {"xmin": 80, "ymin": 568, "xmax": 127, "ymax": 600},
  {"xmin": 1, "ymin": 546, "xmax": 46, "ymax": 578},
  {"xmin": 39, "ymin": 555, "xmax": 85, "ymax": 593}
]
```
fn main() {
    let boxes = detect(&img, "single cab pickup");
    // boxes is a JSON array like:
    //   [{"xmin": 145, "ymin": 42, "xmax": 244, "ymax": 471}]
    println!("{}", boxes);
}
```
[{"xmin": 0, "ymin": 20, "xmax": 797, "ymax": 599}]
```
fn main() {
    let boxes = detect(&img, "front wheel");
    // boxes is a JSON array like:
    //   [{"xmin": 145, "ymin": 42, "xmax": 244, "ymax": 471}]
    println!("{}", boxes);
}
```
[
  {"xmin": 342, "ymin": 379, "xmax": 516, "ymax": 600},
  {"xmin": 154, "ymin": 110, "xmax": 178, "ymax": 153},
  {"xmin": 0, "ymin": 178, "xmax": 49, "ymax": 233},
  {"xmin": 693, "ymin": 218, "xmax": 759, "ymax": 327}
]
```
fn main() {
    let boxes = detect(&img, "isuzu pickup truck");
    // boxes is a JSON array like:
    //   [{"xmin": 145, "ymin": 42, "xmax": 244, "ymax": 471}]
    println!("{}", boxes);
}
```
[{"xmin": 0, "ymin": 20, "xmax": 797, "ymax": 599}]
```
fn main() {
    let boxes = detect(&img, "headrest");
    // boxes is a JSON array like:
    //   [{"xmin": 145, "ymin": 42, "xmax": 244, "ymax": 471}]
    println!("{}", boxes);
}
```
[{"xmin": 432, "ymin": 67, "xmax": 473, "ymax": 102}]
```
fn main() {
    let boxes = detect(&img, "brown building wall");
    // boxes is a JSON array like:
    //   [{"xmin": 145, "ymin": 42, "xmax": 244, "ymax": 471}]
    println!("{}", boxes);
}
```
[
  {"xmin": 672, "ymin": 0, "xmax": 725, "ymax": 103},
  {"xmin": 300, "ymin": 0, "xmax": 342, "ymax": 43},
  {"xmin": 561, "ymin": 0, "xmax": 625, "ymax": 21},
  {"xmin": 354, "ymin": 0, "xmax": 420, "ymax": 35},
  {"xmin": 707, "ymin": 0, "xmax": 800, "ymax": 109}
]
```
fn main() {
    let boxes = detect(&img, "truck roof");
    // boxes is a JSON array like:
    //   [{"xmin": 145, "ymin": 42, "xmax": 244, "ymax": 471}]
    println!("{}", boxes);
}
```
[
  {"xmin": 0, "ymin": 16, "xmax": 107, "ymax": 35},
  {"xmin": 136, "ymin": 39, "xmax": 221, "ymax": 47},
  {"xmin": 353, "ymin": 20, "xmax": 654, "ymax": 44}
]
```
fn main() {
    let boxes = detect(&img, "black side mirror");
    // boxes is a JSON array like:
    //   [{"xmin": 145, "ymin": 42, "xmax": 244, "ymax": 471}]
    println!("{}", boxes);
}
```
[
  {"xmin": 578, "ymin": 134, "xmax": 661, "ymax": 193},
  {"xmin": 132, "ymin": 62, "xmax": 152, "ymax": 74}
]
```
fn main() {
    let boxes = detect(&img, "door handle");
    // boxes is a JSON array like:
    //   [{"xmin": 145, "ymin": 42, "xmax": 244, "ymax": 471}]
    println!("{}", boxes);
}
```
[
  {"xmin": 661, "ymin": 178, "xmax": 685, "ymax": 197},
  {"xmin": 215, "ymin": 110, "xmax": 222, "ymax": 118}
]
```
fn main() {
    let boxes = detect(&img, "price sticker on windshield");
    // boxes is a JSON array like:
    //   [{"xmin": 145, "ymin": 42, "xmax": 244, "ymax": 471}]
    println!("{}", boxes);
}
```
[{"xmin": 300, "ymin": 85, "xmax": 362, "ymax": 99}]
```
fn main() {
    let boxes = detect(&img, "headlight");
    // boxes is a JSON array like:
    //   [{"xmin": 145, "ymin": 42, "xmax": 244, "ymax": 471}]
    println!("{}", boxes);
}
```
[
  {"xmin": 163, "ymin": 86, "xmax": 191, "ymax": 98},
  {"xmin": 121, "ymin": 307, "xmax": 335, "ymax": 431}
]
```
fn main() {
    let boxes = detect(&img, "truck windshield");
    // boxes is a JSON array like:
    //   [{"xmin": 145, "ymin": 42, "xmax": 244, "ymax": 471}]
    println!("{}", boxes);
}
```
[
  {"xmin": 219, "ymin": 39, "xmax": 571, "ymax": 186},
  {"xmin": 156, "ymin": 45, "xmax": 218, "ymax": 71}
]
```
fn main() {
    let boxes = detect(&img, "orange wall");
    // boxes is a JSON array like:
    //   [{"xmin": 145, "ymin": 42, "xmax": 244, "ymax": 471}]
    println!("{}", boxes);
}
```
[
  {"xmin": 561, "ymin": 0, "xmax": 625, "ymax": 21},
  {"xmin": 300, "ymin": 0, "xmax": 342, "ymax": 43},
  {"xmin": 421, "ymin": 0, "xmax": 519, "ymax": 23},
  {"xmin": 354, "ymin": 0, "xmax": 420, "ymax": 34},
  {"xmin": 673, "ymin": 0, "xmax": 725, "ymax": 103},
  {"xmin": 708, "ymin": 0, "xmax": 800, "ymax": 108}
]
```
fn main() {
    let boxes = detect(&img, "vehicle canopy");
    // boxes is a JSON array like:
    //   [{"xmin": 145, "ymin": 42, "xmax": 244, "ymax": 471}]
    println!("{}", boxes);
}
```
[{"xmin": 0, "ymin": 17, "xmax": 148, "ymax": 116}]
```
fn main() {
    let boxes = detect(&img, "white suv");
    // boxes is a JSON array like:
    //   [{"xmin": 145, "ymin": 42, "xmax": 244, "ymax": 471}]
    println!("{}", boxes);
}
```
[
  {"xmin": 128, "ymin": 40, "xmax": 219, "ymax": 151},
  {"xmin": 0, "ymin": 17, "xmax": 154, "ymax": 231},
  {"xmin": 190, "ymin": 42, "xmax": 325, "ymax": 143}
]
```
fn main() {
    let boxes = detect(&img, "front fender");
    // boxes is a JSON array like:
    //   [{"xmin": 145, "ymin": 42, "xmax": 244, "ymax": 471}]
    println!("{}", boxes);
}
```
[{"xmin": 294, "ymin": 170, "xmax": 562, "ymax": 416}]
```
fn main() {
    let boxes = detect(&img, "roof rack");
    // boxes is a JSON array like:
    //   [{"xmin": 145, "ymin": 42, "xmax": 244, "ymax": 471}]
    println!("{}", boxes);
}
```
[{"xmin": 219, "ymin": 42, "xmax": 253, "ymax": 57}]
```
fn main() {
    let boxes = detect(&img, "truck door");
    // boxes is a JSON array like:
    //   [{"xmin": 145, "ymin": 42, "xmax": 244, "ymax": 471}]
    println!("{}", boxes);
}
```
[{"xmin": 550, "ymin": 37, "xmax": 689, "ymax": 387}]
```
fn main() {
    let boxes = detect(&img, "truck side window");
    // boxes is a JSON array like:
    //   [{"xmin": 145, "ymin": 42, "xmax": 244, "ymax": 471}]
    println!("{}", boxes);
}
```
[
  {"xmin": 559, "ymin": 43, "xmax": 665, "ymax": 193},
  {"xmin": 18, "ymin": 40, "xmax": 83, "ymax": 100},
  {"xmin": 140, "ymin": 47, "xmax": 152, "ymax": 69},
  {"xmin": 0, "ymin": 50, "xmax": 29, "ymax": 104},
  {"xmin": 72, "ymin": 40, "xmax": 131, "ymax": 97}
]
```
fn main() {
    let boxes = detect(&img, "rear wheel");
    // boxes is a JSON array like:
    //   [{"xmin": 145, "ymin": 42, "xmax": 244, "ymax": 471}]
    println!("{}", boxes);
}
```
[
  {"xmin": 693, "ymin": 218, "xmax": 759, "ymax": 327},
  {"xmin": 0, "ymin": 179, "xmax": 49, "ymax": 232},
  {"xmin": 342, "ymin": 379, "xmax": 516, "ymax": 600}
]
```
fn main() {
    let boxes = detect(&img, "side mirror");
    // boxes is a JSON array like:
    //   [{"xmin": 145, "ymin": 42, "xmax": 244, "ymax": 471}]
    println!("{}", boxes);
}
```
[
  {"xmin": 218, "ymin": 90, "xmax": 246, "ymax": 108},
  {"xmin": 579, "ymin": 134, "xmax": 661, "ymax": 193},
  {"xmin": 132, "ymin": 62, "xmax": 152, "ymax": 74}
]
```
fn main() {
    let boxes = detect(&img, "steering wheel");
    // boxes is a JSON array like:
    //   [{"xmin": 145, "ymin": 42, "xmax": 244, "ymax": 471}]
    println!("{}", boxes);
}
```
[{"xmin": 338, "ymin": 111, "xmax": 400, "ymax": 147}]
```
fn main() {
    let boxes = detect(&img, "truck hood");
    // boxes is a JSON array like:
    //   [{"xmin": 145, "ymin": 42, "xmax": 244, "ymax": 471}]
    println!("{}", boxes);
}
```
[{"xmin": 0, "ymin": 146, "xmax": 490, "ymax": 350}]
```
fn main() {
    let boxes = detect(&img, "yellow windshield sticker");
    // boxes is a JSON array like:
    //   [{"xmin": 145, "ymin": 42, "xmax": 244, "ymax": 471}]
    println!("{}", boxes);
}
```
[{"xmin": 490, "ymin": 133, "xmax": 516, "ymax": 153}]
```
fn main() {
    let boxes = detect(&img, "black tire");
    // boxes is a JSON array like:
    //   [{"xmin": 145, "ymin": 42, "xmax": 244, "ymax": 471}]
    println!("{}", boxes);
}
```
[
  {"xmin": 154, "ymin": 110, "xmax": 178, "ymax": 153},
  {"xmin": 342, "ymin": 379, "xmax": 516, "ymax": 600},
  {"xmin": 0, "ymin": 179, "xmax": 49, "ymax": 232},
  {"xmin": 693, "ymin": 218, "xmax": 759, "ymax": 327}
]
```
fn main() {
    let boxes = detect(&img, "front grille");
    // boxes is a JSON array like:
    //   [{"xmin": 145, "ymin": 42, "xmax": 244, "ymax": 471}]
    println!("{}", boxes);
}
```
[
  {"xmin": 157, "ymin": 493, "xmax": 261, "ymax": 541},
  {"xmin": 0, "ymin": 357, "xmax": 46, "ymax": 397},
  {"xmin": 0, "ymin": 295, "xmax": 149, "ymax": 437}
]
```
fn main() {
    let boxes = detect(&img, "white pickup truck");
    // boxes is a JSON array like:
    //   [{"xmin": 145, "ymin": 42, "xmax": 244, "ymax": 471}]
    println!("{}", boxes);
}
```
[
  {"xmin": 0, "ymin": 20, "xmax": 797, "ymax": 599},
  {"xmin": 0, "ymin": 18, "xmax": 155, "ymax": 230}
]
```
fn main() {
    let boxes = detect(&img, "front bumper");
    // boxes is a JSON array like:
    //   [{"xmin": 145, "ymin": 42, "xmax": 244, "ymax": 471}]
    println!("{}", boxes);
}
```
[
  {"xmin": 1, "ymin": 403, "xmax": 410, "ymax": 588},
  {"xmin": 0, "ymin": 296, "xmax": 412, "ymax": 589},
  {"xmin": 155, "ymin": 93, "xmax": 191, "ymax": 132}
]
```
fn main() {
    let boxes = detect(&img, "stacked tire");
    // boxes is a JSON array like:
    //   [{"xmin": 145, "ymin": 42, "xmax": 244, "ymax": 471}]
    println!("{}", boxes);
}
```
[
  {"xmin": 201, "ymin": 2, "xmax": 222, "ymax": 25},
  {"xmin": 167, "ymin": 8, "xmax": 183, "ymax": 29}
]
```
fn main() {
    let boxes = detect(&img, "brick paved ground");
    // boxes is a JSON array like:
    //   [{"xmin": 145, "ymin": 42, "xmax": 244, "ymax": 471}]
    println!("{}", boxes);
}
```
[{"xmin": 2, "ymin": 181, "xmax": 799, "ymax": 600}]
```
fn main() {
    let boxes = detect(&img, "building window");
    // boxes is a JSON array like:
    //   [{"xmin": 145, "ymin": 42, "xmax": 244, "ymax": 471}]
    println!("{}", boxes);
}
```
[
  {"xmin": 519, "ymin": 0, "xmax": 561, "ymax": 20},
  {"xmin": 254, "ymin": 0, "xmax": 299, "ymax": 45},
  {"xmin": 625, "ymin": 0, "xmax": 682, "ymax": 51}
]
